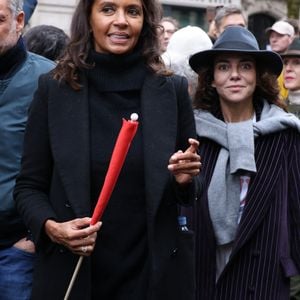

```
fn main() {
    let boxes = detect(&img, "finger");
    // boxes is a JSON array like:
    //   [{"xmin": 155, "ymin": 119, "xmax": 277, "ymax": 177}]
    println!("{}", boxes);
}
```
[
  {"xmin": 172, "ymin": 152, "xmax": 201, "ymax": 162},
  {"xmin": 169, "ymin": 150, "xmax": 183, "ymax": 163},
  {"xmin": 75, "ymin": 242, "xmax": 97, "ymax": 256},
  {"xmin": 71, "ymin": 217, "xmax": 92, "ymax": 230},
  {"xmin": 185, "ymin": 138, "xmax": 199, "ymax": 154},
  {"xmin": 171, "ymin": 161, "xmax": 202, "ymax": 172},
  {"xmin": 73, "ymin": 245, "xmax": 90, "ymax": 256},
  {"xmin": 172, "ymin": 169, "xmax": 201, "ymax": 176}
]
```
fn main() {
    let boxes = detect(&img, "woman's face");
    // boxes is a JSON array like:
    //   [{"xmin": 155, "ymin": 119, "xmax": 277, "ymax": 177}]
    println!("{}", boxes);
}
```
[
  {"xmin": 212, "ymin": 53, "xmax": 257, "ymax": 107},
  {"xmin": 283, "ymin": 56, "xmax": 300, "ymax": 91},
  {"xmin": 90, "ymin": 0, "xmax": 144, "ymax": 54}
]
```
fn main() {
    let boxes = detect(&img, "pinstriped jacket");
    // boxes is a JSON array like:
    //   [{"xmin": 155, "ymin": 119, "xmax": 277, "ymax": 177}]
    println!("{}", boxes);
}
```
[{"xmin": 194, "ymin": 120, "xmax": 300, "ymax": 299}]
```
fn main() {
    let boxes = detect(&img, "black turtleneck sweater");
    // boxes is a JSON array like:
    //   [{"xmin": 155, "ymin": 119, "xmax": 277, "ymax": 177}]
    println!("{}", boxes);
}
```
[{"xmin": 87, "ymin": 50, "xmax": 149, "ymax": 299}]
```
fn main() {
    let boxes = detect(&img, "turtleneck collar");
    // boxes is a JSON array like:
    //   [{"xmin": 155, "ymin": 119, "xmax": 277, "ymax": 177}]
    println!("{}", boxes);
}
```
[
  {"xmin": 288, "ymin": 90, "xmax": 300, "ymax": 105},
  {"xmin": 0, "ymin": 37, "xmax": 27, "ymax": 80},
  {"xmin": 86, "ymin": 49, "xmax": 148, "ymax": 92}
]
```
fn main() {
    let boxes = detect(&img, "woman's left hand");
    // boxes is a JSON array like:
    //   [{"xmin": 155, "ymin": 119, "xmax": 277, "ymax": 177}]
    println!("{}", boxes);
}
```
[
  {"xmin": 44, "ymin": 218, "xmax": 101, "ymax": 256},
  {"xmin": 168, "ymin": 138, "xmax": 201, "ymax": 186}
]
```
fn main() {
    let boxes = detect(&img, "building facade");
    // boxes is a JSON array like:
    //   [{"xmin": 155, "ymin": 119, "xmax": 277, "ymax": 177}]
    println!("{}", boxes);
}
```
[{"xmin": 28, "ymin": 0, "xmax": 288, "ymax": 49}]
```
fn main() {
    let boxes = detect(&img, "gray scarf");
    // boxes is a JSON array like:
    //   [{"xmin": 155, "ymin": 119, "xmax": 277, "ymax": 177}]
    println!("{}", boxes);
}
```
[{"xmin": 195, "ymin": 100, "xmax": 300, "ymax": 245}]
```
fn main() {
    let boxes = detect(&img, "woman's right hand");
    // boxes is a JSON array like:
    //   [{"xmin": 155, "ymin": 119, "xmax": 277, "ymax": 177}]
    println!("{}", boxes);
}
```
[
  {"xmin": 168, "ymin": 138, "xmax": 201, "ymax": 186},
  {"xmin": 44, "ymin": 217, "xmax": 101, "ymax": 256}
]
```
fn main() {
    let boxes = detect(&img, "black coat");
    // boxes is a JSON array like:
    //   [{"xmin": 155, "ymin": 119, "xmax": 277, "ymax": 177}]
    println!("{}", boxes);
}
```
[{"xmin": 14, "ymin": 72, "xmax": 196, "ymax": 300}]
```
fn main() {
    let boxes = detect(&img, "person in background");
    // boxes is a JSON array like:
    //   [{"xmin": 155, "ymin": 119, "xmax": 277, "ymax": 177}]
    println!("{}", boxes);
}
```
[
  {"xmin": 266, "ymin": 20, "xmax": 295, "ymax": 54},
  {"xmin": 23, "ymin": 0, "xmax": 37, "ymax": 25},
  {"xmin": 282, "ymin": 37, "xmax": 300, "ymax": 118},
  {"xmin": 213, "ymin": 4, "xmax": 247, "ymax": 38},
  {"xmin": 189, "ymin": 26, "xmax": 300, "ymax": 299},
  {"xmin": 207, "ymin": 19, "xmax": 217, "ymax": 43},
  {"xmin": 281, "ymin": 37, "xmax": 300, "ymax": 300},
  {"xmin": 162, "ymin": 25, "xmax": 212, "ymax": 98},
  {"xmin": 0, "ymin": 0, "xmax": 55, "ymax": 299},
  {"xmin": 24, "ymin": 25, "xmax": 70, "ymax": 61},
  {"xmin": 266, "ymin": 20, "xmax": 295, "ymax": 101},
  {"xmin": 13, "ymin": 0, "xmax": 201, "ymax": 299},
  {"xmin": 158, "ymin": 16, "xmax": 179, "ymax": 54}
]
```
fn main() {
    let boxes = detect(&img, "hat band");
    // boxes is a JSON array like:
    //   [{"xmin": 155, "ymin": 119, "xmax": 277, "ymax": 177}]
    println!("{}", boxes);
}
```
[{"xmin": 214, "ymin": 41, "xmax": 258, "ymax": 51}]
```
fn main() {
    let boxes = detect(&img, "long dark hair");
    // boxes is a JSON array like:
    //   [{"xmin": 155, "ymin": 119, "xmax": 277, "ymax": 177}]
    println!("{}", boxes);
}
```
[
  {"xmin": 193, "ymin": 63, "xmax": 285, "ymax": 111},
  {"xmin": 53, "ymin": 0, "xmax": 166, "ymax": 90}
]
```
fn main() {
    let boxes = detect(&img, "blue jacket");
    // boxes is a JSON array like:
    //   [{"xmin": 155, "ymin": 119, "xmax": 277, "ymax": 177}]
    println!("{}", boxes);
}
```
[{"xmin": 0, "ymin": 52, "xmax": 55, "ymax": 247}]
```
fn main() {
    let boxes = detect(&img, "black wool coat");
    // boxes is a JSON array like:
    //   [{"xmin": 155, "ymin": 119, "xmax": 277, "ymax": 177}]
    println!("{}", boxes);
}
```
[{"xmin": 14, "ymin": 72, "xmax": 196, "ymax": 300}]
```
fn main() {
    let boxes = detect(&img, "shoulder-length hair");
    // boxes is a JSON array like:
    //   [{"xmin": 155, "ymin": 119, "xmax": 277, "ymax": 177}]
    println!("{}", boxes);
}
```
[
  {"xmin": 53, "ymin": 0, "xmax": 166, "ymax": 90},
  {"xmin": 193, "ymin": 63, "xmax": 285, "ymax": 111}
]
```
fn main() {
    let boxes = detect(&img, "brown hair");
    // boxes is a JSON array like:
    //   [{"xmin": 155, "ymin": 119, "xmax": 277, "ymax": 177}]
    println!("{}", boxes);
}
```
[
  {"xmin": 193, "ymin": 63, "xmax": 285, "ymax": 111},
  {"xmin": 53, "ymin": 0, "xmax": 167, "ymax": 90}
]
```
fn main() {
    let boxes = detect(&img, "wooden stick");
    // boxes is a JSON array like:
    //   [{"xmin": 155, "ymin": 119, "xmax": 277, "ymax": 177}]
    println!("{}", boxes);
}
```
[{"xmin": 64, "ymin": 256, "xmax": 84, "ymax": 300}]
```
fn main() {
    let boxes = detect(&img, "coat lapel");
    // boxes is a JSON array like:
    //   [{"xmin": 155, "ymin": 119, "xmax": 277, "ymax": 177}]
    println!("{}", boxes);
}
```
[
  {"xmin": 230, "ymin": 132, "xmax": 286, "ymax": 256},
  {"xmin": 49, "ymin": 77, "xmax": 91, "ymax": 217},
  {"xmin": 49, "ymin": 74, "xmax": 179, "ymax": 219},
  {"xmin": 141, "ymin": 74, "xmax": 177, "ymax": 219}
]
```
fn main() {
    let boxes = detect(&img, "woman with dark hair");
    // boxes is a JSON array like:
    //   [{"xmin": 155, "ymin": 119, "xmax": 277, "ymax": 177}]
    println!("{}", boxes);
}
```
[
  {"xmin": 189, "ymin": 26, "xmax": 300, "ymax": 299},
  {"xmin": 14, "ymin": 0, "xmax": 200, "ymax": 299}
]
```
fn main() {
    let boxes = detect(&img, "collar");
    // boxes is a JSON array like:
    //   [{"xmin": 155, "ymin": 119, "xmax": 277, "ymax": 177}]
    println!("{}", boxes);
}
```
[
  {"xmin": 86, "ymin": 49, "xmax": 147, "ymax": 92},
  {"xmin": 0, "ymin": 37, "xmax": 27, "ymax": 80}
]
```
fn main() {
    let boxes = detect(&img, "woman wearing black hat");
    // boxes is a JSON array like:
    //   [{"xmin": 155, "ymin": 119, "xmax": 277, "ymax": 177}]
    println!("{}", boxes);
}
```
[{"xmin": 189, "ymin": 26, "xmax": 300, "ymax": 299}]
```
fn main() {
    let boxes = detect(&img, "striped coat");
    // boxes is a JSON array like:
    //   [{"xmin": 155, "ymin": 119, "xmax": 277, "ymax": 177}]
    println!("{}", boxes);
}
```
[{"xmin": 194, "ymin": 128, "xmax": 300, "ymax": 299}]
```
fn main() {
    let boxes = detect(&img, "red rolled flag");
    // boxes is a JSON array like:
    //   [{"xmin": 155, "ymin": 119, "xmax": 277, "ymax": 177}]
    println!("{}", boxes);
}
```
[
  {"xmin": 64, "ymin": 114, "xmax": 139, "ymax": 300},
  {"xmin": 90, "ymin": 113, "xmax": 139, "ymax": 225}
]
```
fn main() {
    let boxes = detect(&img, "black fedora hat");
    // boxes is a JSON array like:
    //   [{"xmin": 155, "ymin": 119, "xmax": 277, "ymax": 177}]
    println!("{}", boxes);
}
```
[
  {"xmin": 189, "ymin": 26, "xmax": 283, "ymax": 76},
  {"xmin": 281, "ymin": 37, "xmax": 300, "ymax": 57}
]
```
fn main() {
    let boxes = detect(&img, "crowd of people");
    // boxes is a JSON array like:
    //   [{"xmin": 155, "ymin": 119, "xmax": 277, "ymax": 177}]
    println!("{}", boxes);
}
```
[{"xmin": 1, "ymin": 0, "xmax": 300, "ymax": 299}]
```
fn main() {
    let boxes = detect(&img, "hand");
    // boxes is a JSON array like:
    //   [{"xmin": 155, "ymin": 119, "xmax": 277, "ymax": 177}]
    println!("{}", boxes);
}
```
[
  {"xmin": 168, "ymin": 138, "xmax": 201, "ymax": 186},
  {"xmin": 13, "ymin": 237, "xmax": 35, "ymax": 254},
  {"xmin": 45, "ymin": 217, "xmax": 102, "ymax": 256}
]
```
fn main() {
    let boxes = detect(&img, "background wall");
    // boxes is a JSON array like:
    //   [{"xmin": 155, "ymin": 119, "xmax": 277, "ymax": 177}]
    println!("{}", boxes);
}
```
[{"xmin": 27, "ymin": 0, "xmax": 77, "ymax": 35}]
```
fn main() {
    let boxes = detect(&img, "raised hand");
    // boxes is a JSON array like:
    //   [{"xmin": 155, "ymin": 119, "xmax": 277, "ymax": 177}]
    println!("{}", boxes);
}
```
[{"xmin": 168, "ymin": 138, "xmax": 201, "ymax": 186}]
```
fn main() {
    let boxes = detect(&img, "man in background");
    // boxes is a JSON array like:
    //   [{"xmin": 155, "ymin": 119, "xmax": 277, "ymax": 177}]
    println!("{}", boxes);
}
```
[
  {"xmin": 159, "ymin": 16, "xmax": 179, "ymax": 54},
  {"xmin": 213, "ymin": 5, "xmax": 247, "ymax": 38},
  {"xmin": 266, "ymin": 20, "xmax": 295, "ymax": 101},
  {"xmin": 0, "ymin": 0, "xmax": 55, "ymax": 299},
  {"xmin": 266, "ymin": 20, "xmax": 295, "ymax": 54}
]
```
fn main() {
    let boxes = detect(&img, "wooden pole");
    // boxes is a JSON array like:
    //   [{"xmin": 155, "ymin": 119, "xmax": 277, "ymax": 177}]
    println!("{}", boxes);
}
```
[{"xmin": 64, "ymin": 256, "xmax": 84, "ymax": 300}]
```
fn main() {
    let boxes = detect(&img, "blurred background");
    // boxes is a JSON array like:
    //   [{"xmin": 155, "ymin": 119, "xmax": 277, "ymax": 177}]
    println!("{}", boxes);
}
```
[{"xmin": 27, "ymin": 0, "xmax": 300, "ymax": 50}]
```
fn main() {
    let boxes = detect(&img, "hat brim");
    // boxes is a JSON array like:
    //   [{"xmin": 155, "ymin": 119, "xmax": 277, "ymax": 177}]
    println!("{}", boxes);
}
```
[
  {"xmin": 281, "ymin": 50, "xmax": 300, "ymax": 58},
  {"xmin": 189, "ymin": 49, "xmax": 283, "ymax": 76}
]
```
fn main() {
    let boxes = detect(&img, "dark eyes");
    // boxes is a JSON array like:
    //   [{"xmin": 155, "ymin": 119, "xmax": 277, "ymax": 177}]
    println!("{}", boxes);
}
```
[
  {"xmin": 241, "ymin": 63, "xmax": 253, "ymax": 69},
  {"xmin": 216, "ymin": 62, "xmax": 254, "ymax": 71},
  {"xmin": 216, "ymin": 64, "xmax": 229, "ymax": 71},
  {"xmin": 101, "ymin": 5, "xmax": 142, "ymax": 17},
  {"xmin": 128, "ymin": 7, "xmax": 142, "ymax": 16},
  {"xmin": 283, "ymin": 59, "xmax": 300, "ymax": 66},
  {"xmin": 101, "ymin": 6, "xmax": 114, "ymax": 14}
]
